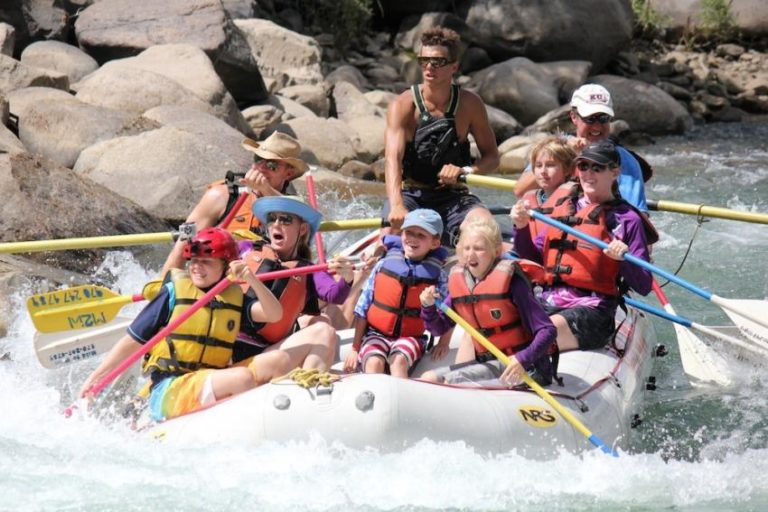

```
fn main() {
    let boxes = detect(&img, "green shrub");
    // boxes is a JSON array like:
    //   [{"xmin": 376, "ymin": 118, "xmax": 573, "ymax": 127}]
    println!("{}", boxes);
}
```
[
  {"xmin": 699, "ymin": 0, "xmax": 736, "ymax": 41},
  {"xmin": 631, "ymin": 0, "xmax": 669, "ymax": 38},
  {"xmin": 302, "ymin": 0, "xmax": 374, "ymax": 51}
]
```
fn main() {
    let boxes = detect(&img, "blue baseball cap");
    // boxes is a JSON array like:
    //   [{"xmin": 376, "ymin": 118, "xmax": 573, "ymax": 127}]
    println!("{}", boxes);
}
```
[{"xmin": 401, "ymin": 208, "xmax": 443, "ymax": 237}]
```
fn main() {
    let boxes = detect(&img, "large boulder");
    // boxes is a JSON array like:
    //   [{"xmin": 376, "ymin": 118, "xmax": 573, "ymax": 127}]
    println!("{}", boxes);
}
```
[
  {"xmin": 16, "ymin": 95, "xmax": 152, "ymax": 168},
  {"xmin": 0, "ymin": 54, "xmax": 69, "ymax": 95},
  {"xmin": 466, "ymin": 57, "xmax": 560, "ymax": 126},
  {"xmin": 74, "ymin": 63, "xmax": 221, "ymax": 123},
  {"xmin": 592, "ymin": 75, "xmax": 693, "ymax": 135},
  {"xmin": 75, "ymin": 45, "xmax": 249, "ymax": 132},
  {"xmin": 0, "ymin": 152, "xmax": 170, "ymax": 272},
  {"xmin": 73, "ymin": 111, "xmax": 252, "ymax": 221},
  {"xmin": 271, "ymin": 118, "xmax": 357, "ymax": 170},
  {"xmin": 0, "ymin": 0, "xmax": 68, "ymax": 53},
  {"xmin": 464, "ymin": 0, "xmax": 633, "ymax": 70},
  {"xmin": 234, "ymin": 19, "xmax": 324, "ymax": 88},
  {"xmin": 20, "ymin": 40, "xmax": 98, "ymax": 84},
  {"xmin": 74, "ymin": 0, "xmax": 267, "ymax": 102}
]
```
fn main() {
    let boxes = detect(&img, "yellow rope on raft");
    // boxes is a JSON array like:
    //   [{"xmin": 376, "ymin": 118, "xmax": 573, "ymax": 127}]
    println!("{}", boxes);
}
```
[{"xmin": 271, "ymin": 368, "xmax": 339, "ymax": 388}]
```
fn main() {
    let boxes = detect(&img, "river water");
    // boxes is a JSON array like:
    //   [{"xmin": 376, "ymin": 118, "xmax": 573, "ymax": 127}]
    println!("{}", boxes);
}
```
[{"xmin": 1, "ymin": 122, "xmax": 767, "ymax": 511}]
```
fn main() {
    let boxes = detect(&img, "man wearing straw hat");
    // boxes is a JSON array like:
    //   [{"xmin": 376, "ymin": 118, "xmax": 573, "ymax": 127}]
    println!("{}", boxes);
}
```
[{"xmin": 161, "ymin": 131, "xmax": 309, "ymax": 275}]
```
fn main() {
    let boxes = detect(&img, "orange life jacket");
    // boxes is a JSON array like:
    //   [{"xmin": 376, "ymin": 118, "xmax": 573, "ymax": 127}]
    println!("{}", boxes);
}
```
[
  {"xmin": 523, "ymin": 182, "xmax": 578, "ymax": 241},
  {"xmin": 208, "ymin": 175, "xmax": 262, "ymax": 236},
  {"xmin": 239, "ymin": 243, "xmax": 309, "ymax": 345},
  {"xmin": 541, "ymin": 187, "xmax": 658, "ymax": 296},
  {"xmin": 448, "ymin": 259, "xmax": 534, "ymax": 356},
  {"xmin": 366, "ymin": 243, "xmax": 446, "ymax": 338}
]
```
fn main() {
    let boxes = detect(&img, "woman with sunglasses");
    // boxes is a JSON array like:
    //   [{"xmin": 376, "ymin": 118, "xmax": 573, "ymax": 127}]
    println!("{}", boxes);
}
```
[
  {"xmin": 513, "ymin": 84, "xmax": 648, "ymax": 214},
  {"xmin": 231, "ymin": 196, "xmax": 356, "ymax": 382},
  {"xmin": 510, "ymin": 140, "xmax": 657, "ymax": 352}
]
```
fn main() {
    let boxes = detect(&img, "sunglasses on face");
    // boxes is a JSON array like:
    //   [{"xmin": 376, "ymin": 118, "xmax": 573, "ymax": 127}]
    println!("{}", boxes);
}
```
[
  {"xmin": 417, "ymin": 56, "xmax": 452, "ymax": 68},
  {"xmin": 579, "ymin": 113, "xmax": 612, "ymax": 125},
  {"xmin": 266, "ymin": 213, "xmax": 299, "ymax": 226},
  {"xmin": 254, "ymin": 158, "xmax": 282, "ymax": 171},
  {"xmin": 576, "ymin": 161, "xmax": 613, "ymax": 173}
]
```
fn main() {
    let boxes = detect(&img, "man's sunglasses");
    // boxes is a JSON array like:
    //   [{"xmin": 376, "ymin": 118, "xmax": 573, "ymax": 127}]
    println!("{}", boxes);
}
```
[
  {"xmin": 576, "ymin": 161, "xmax": 613, "ymax": 173},
  {"xmin": 266, "ymin": 213, "xmax": 299, "ymax": 226},
  {"xmin": 579, "ymin": 113, "xmax": 612, "ymax": 125},
  {"xmin": 254, "ymin": 157, "xmax": 282, "ymax": 171},
  {"xmin": 417, "ymin": 56, "xmax": 453, "ymax": 68}
]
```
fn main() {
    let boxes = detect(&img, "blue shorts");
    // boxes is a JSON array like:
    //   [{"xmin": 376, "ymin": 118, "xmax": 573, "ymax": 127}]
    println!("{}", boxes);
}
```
[{"xmin": 383, "ymin": 187, "xmax": 483, "ymax": 247}]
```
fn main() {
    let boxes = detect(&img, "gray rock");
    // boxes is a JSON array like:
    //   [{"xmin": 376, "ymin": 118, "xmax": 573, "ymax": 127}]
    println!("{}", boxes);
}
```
[
  {"xmin": 0, "ymin": 94, "xmax": 7, "ymax": 125},
  {"xmin": 485, "ymin": 104, "xmax": 522, "ymax": 142},
  {"xmin": 74, "ymin": 124, "xmax": 251, "ymax": 221},
  {"xmin": 276, "ymin": 84, "xmax": 330, "ymax": 117},
  {"xmin": 0, "ymin": 124, "xmax": 25, "ymax": 155},
  {"xmin": 0, "ymin": 152, "xmax": 170, "ymax": 272},
  {"xmin": 20, "ymin": 41, "xmax": 98, "ymax": 84},
  {"xmin": 0, "ymin": 54, "xmax": 69, "ymax": 95},
  {"xmin": 241, "ymin": 104, "xmax": 283, "ymax": 138},
  {"xmin": 74, "ymin": 0, "xmax": 267, "ymax": 102},
  {"xmin": 272, "ymin": 117, "xmax": 357, "ymax": 169},
  {"xmin": 325, "ymin": 65, "xmax": 369, "ymax": 91},
  {"xmin": 265, "ymin": 95, "xmax": 316, "ymax": 120},
  {"xmin": 0, "ymin": 22, "xmax": 15, "ymax": 57},
  {"xmin": 467, "ymin": 57, "xmax": 560, "ymax": 126},
  {"xmin": 234, "ymin": 19, "xmax": 323, "ymax": 87},
  {"xmin": 332, "ymin": 81, "xmax": 383, "ymax": 121},
  {"xmin": 17, "ymin": 97, "xmax": 141, "ymax": 168},
  {"xmin": 592, "ymin": 75, "xmax": 693, "ymax": 135}
]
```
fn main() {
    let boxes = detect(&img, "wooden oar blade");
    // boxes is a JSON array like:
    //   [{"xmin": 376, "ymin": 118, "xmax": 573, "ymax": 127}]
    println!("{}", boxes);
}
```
[
  {"xmin": 720, "ymin": 299, "xmax": 768, "ymax": 350},
  {"xmin": 34, "ymin": 317, "xmax": 131, "ymax": 369}
]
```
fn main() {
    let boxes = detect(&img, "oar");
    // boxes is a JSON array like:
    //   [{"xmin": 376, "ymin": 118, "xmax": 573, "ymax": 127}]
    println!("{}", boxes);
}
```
[
  {"xmin": 0, "ymin": 219, "xmax": 392, "ymax": 254},
  {"xmin": 529, "ymin": 210, "xmax": 768, "ymax": 333},
  {"xmin": 648, "ymin": 199, "xmax": 768, "ymax": 225},
  {"xmin": 460, "ymin": 173, "xmax": 517, "ymax": 191},
  {"xmin": 625, "ymin": 296, "xmax": 768, "ymax": 359},
  {"xmin": 28, "ymin": 285, "xmax": 146, "ymax": 334},
  {"xmin": 436, "ymin": 300, "xmax": 618, "ymax": 457},
  {"xmin": 304, "ymin": 170, "xmax": 326, "ymax": 263},
  {"xmin": 65, "ymin": 274, "xmax": 236, "ymax": 416},
  {"xmin": 36, "ymin": 264, "xmax": 333, "ymax": 371},
  {"xmin": 647, "ymin": 280, "xmax": 732, "ymax": 386},
  {"xmin": 34, "ymin": 316, "xmax": 133, "ymax": 369}
]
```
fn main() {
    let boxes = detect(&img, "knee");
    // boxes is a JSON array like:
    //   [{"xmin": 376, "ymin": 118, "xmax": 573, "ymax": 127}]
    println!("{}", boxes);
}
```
[
  {"xmin": 309, "ymin": 322, "xmax": 338, "ymax": 349},
  {"xmin": 364, "ymin": 356, "xmax": 385, "ymax": 374}
]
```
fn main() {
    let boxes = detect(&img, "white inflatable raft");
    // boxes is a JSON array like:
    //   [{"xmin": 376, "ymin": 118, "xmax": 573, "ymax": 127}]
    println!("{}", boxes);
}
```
[{"xmin": 146, "ymin": 306, "xmax": 659, "ymax": 457}]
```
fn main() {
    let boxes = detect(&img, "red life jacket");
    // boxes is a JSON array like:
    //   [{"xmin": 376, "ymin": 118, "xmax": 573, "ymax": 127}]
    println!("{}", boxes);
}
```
[
  {"xmin": 448, "ymin": 259, "xmax": 535, "ymax": 356},
  {"xmin": 541, "ymin": 187, "xmax": 659, "ymax": 296},
  {"xmin": 367, "ymin": 243, "xmax": 446, "ymax": 338},
  {"xmin": 523, "ymin": 182, "xmax": 578, "ymax": 241},
  {"xmin": 240, "ymin": 243, "xmax": 309, "ymax": 345}
]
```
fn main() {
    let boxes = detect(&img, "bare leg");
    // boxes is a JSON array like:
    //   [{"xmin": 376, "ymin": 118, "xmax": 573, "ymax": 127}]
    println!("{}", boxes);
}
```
[
  {"xmin": 454, "ymin": 332, "xmax": 477, "ymax": 364},
  {"xmin": 247, "ymin": 322, "xmax": 338, "ymax": 385},
  {"xmin": 364, "ymin": 355, "xmax": 386, "ymax": 374},
  {"xmin": 389, "ymin": 353, "xmax": 409, "ymax": 378},
  {"xmin": 210, "ymin": 367, "xmax": 255, "ymax": 399},
  {"xmin": 550, "ymin": 313, "xmax": 579, "ymax": 351}
]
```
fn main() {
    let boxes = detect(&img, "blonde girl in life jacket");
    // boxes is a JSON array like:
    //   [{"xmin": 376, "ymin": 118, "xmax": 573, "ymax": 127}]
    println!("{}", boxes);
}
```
[
  {"xmin": 420, "ymin": 217, "xmax": 557, "ymax": 387},
  {"xmin": 78, "ymin": 228, "xmax": 283, "ymax": 422}
]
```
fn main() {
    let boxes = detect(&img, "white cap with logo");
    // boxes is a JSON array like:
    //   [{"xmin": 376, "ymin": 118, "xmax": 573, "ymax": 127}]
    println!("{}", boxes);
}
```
[{"xmin": 571, "ymin": 84, "xmax": 614, "ymax": 117}]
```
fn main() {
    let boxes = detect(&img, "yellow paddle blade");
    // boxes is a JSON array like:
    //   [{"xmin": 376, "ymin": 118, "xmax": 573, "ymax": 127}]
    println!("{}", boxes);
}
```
[{"xmin": 28, "ymin": 285, "xmax": 140, "ymax": 333}]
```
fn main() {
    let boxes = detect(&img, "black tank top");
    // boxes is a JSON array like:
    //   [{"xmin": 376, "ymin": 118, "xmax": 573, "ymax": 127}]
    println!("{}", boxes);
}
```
[{"xmin": 402, "ymin": 84, "xmax": 471, "ymax": 185}]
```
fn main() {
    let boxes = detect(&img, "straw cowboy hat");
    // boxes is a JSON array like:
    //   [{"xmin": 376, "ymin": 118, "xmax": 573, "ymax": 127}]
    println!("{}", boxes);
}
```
[
  {"xmin": 251, "ymin": 195, "xmax": 323, "ymax": 242},
  {"xmin": 241, "ymin": 132, "xmax": 309, "ymax": 176}
]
